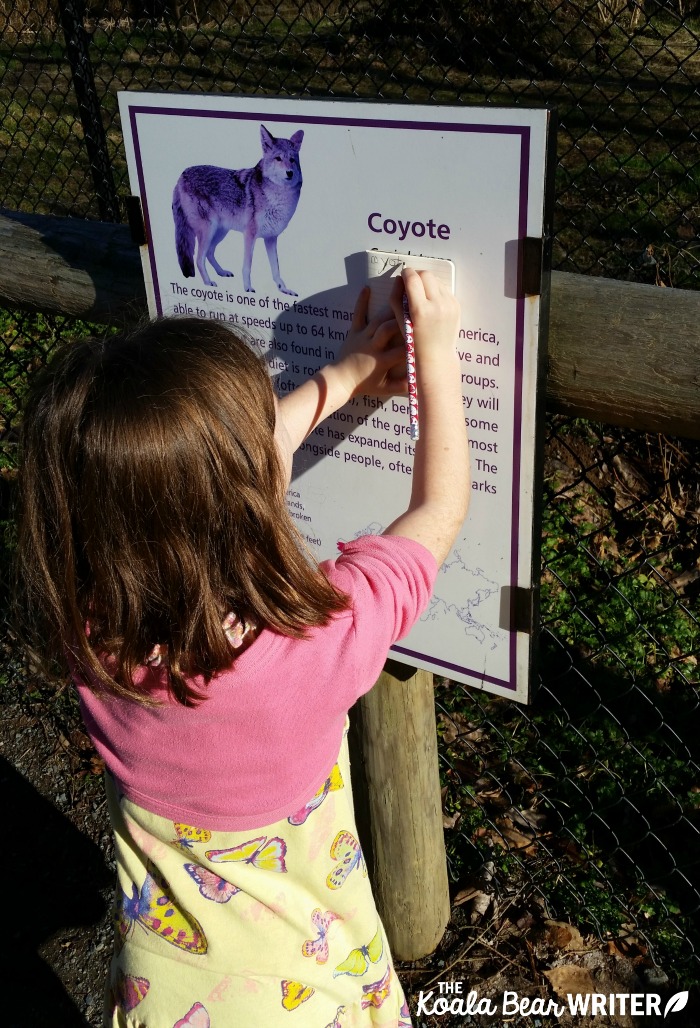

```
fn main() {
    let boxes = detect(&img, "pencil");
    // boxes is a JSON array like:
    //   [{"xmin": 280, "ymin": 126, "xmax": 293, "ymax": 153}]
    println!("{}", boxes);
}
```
[{"xmin": 402, "ymin": 289, "xmax": 419, "ymax": 441}]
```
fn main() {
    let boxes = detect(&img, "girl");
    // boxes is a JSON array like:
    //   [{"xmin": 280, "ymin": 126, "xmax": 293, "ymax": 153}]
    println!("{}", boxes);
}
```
[{"xmin": 16, "ymin": 269, "xmax": 469, "ymax": 1028}]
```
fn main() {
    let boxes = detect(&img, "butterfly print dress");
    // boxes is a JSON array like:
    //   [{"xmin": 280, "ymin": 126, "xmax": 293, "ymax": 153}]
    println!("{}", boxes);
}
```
[{"xmin": 106, "ymin": 724, "xmax": 413, "ymax": 1028}]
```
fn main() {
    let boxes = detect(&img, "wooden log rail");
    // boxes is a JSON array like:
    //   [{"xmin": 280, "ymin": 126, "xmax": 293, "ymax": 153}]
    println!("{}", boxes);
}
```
[
  {"xmin": 2, "ymin": 208, "xmax": 699, "ymax": 440},
  {"xmin": 2, "ymin": 208, "xmax": 698, "ymax": 961}
]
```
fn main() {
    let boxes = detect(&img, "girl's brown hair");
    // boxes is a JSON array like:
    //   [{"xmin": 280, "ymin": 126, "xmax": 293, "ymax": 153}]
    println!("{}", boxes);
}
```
[{"xmin": 15, "ymin": 318, "xmax": 348, "ymax": 705}]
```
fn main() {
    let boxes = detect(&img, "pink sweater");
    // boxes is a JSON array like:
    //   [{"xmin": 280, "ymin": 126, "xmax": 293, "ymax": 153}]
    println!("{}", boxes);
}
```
[{"xmin": 77, "ymin": 535, "xmax": 437, "ymax": 831}]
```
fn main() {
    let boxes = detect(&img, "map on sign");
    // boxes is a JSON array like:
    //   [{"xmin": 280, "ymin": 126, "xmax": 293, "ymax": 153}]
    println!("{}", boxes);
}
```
[{"xmin": 119, "ymin": 91, "xmax": 553, "ymax": 702}]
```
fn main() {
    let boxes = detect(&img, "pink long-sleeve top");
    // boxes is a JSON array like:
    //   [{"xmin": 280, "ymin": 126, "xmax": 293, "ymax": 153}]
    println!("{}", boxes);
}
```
[{"xmin": 76, "ymin": 535, "xmax": 437, "ymax": 832}]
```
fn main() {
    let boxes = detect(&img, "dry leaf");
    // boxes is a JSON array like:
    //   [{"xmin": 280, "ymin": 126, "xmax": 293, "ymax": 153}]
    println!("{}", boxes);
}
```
[
  {"xmin": 70, "ymin": 728, "xmax": 94, "ymax": 752},
  {"xmin": 544, "ymin": 920, "xmax": 589, "ymax": 952},
  {"xmin": 667, "ymin": 568, "xmax": 700, "ymax": 593},
  {"xmin": 543, "ymin": 964, "xmax": 596, "ymax": 999},
  {"xmin": 475, "ymin": 783, "xmax": 507, "ymax": 804},
  {"xmin": 438, "ymin": 712, "xmax": 485, "ymax": 748},
  {"xmin": 453, "ymin": 886, "xmax": 479, "ymax": 906},
  {"xmin": 453, "ymin": 886, "xmax": 491, "ymax": 922},
  {"xmin": 498, "ymin": 824, "xmax": 539, "ymax": 855},
  {"xmin": 501, "ymin": 826, "xmax": 534, "ymax": 848},
  {"xmin": 507, "ymin": 805, "xmax": 547, "ymax": 832},
  {"xmin": 469, "ymin": 890, "xmax": 491, "ymax": 924},
  {"xmin": 440, "ymin": 715, "xmax": 459, "ymax": 746},
  {"xmin": 612, "ymin": 454, "xmax": 651, "ymax": 497}
]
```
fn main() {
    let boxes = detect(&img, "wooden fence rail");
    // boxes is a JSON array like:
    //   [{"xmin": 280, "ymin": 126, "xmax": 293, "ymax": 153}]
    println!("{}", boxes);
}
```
[
  {"xmin": 2, "ymin": 207, "xmax": 699, "ymax": 960},
  {"xmin": 2, "ymin": 208, "xmax": 699, "ymax": 440}
]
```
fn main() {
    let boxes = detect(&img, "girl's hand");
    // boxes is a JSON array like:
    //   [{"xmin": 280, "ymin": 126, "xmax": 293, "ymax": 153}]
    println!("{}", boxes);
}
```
[
  {"xmin": 335, "ymin": 286, "xmax": 407, "ymax": 397},
  {"xmin": 390, "ymin": 268, "xmax": 460, "ymax": 359}
]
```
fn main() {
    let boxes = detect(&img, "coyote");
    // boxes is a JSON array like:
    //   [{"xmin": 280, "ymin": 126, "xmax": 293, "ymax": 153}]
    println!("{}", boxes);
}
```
[{"xmin": 172, "ymin": 125, "xmax": 304, "ymax": 294}]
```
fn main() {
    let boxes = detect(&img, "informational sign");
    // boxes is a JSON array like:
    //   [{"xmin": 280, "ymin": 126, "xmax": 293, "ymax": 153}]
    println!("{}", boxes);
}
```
[{"xmin": 119, "ymin": 92, "xmax": 553, "ymax": 703}]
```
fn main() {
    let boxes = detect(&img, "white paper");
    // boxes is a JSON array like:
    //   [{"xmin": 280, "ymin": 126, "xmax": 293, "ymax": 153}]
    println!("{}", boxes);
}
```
[{"xmin": 364, "ymin": 250, "xmax": 455, "ymax": 319}]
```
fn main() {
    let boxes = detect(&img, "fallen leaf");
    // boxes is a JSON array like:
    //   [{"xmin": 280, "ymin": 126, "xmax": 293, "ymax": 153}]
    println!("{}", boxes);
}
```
[
  {"xmin": 501, "ymin": 825, "xmax": 534, "ymax": 847},
  {"xmin": 440, "ymin": 717, "xmax": 459, "ymax": 746},
  {"xmin": 453, "ymin": 886, "xmax": 479, "ymax": 906},
  {"xmin": 666, "ymin": 569, "xmax": 700, "ymax": 593},
  {"xmin": 543, "ymin": 964, "xmax": 596, "ymax": 999},
  {"xmin": 544, "ymin": 920, "xmax": 589, "ymax": 952},
  {"xmin": 507, "ymin": 805, "xmax": 547, "ymax": 832},
  {"xmin": 438, "ymin": 712, "xmax": 483, "ymax": 747},
  {"xmin": 498, "ymin": 824, "xmax": 540, "ymax": 855},
  {"xmin": 475, "ymin": 784, "xmax": 508, "ymax": 806},
  {"xmin": 469, "ymin": 890, "xmax": 491, "ymax": 924}
]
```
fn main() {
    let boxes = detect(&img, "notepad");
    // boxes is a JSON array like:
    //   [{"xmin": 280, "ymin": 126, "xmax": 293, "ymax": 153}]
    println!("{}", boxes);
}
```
[{"xmin": 364, "ymin": 250, "xmax": 456, "ymax": 319}]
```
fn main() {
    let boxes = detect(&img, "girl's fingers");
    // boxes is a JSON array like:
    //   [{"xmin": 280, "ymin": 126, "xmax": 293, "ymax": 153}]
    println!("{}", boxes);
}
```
[
  {"xmin": 416, "ymin": 269, "xmax": 443, "ymax": 301},
  {"xmin": 378, "ymin": 342, "xmax": 409, "ymax": 366},
  {"xmin": 404, "ymin": 267, "xmax": 444, "ymax": 306},
  {"xmin": 380, "ymin": 364, "xmax": 409, "ymax": 394},
  {"xmin": 365, "ymin": 307, "xmax": 396, "ymax": 338},
  {"xmin": 351, "ymin": 286, "xmax": 370, "ymax": 330},
  {"xmin": 376, "ymin": 344, "xmax": 409, "ymax": 384},
  {"xmin": 389, "ymin": 274, "xmax": 406, "ymax": 328},
  {"xmin": 401, "ymin": 268, "xmax": 457, "ymax": 341},
  {"xmin": 371, "ymin": 318, "xmax": 402, "ymax": 349},
  {"xmin": 400, "ymin": 267, "xmax": 427, "ymax": 315}
]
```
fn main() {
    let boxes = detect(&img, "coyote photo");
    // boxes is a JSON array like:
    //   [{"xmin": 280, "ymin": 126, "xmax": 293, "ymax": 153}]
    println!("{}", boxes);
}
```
[{"xmin": 172, "ymin": 125, "xmax": 304, "ymax": 294}]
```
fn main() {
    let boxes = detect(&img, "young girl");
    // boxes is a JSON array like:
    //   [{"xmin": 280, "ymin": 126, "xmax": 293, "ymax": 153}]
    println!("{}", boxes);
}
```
[{"xmin": 16, "ymin": 269, "xmax": 469, "ymax": 1028}]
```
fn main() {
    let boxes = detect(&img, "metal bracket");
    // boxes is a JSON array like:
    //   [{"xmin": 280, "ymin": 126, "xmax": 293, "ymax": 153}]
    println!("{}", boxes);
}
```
[
  {"xmin": 499, "ymin": 586, "xmax": 535, "ymax": 634},
  {"xmin": 125, "ymin": 195, "xmax": 147, "ymax": 246},
  {"xmin": 504, "ymin": 237, "xmax": 543, "ymax": 299},
  {"xmin": 521, "ymin": 237, "xmax": 543, "ymax": 297}
]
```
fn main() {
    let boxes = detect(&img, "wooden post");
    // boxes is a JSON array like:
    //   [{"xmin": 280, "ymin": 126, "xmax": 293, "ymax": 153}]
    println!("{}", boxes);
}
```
[{"xmin": 350, "ymin": 660, "xmax": 450, "ymax": 961}]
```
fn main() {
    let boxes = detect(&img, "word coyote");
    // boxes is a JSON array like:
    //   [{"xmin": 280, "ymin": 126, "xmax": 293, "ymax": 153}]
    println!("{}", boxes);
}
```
[{"xmin": 173, "ymin": 125, "xmax": 304, "ymax": 294}]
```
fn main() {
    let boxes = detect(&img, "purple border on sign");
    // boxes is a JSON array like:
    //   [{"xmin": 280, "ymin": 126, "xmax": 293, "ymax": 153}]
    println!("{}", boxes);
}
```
[{"xmin": 128, "ymin": 104, "xmax": 531, "ymax": 692}]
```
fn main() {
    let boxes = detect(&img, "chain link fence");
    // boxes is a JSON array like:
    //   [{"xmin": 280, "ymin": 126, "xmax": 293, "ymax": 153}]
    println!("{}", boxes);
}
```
[{"xmin": 1, "ymin": 0, "xmax": 699, "ymax": 999}]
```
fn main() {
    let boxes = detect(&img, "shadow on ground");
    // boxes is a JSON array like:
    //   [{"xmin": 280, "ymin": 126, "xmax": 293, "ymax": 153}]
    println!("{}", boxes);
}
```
[{"xmin": 0, "ymin": 754, "xmax": 111, "ymax": 1028}]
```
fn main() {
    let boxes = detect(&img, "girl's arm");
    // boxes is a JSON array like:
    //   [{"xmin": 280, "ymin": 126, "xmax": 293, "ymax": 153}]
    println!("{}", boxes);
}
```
[
  {"xmin": 276, "ymin": 287, "xmax": 406, "ymax": 453},
  {"xmin": 383, "ymin": 269, "xmax": 469, "ymax": 566}
]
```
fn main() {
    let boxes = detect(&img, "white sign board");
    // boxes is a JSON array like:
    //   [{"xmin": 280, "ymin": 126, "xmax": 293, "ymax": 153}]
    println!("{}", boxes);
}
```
[{"xmin": 119, "ymin": 92, "xmax": 553, "ymax": 703}]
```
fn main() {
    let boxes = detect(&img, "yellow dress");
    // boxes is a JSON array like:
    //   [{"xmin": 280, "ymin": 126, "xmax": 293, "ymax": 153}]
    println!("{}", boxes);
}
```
[{"xmin": 106, "ymin": 725, "xmax": 413, "ymax": 1028}]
